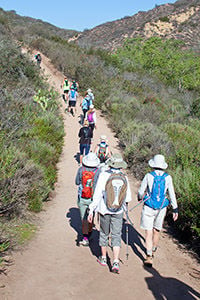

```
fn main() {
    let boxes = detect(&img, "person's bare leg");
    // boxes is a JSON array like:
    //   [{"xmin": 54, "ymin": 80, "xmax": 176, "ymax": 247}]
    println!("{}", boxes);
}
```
[
  {"xmin": 152, "ymin": 228, "xmax": 160, "ymax": 253},
  {"xmin": 145, "ymin": 229, "xmax": 153, "ymax": 256},
  {"xmin": 144, "ymin": 229, "xmax": 153, "ymax": 266},
  {"xmin": 113, "ymin": 246, "xmax": 120, "ymax": 261},
  {"xmin": 101, "ymin": 246, "xmax": 107, "ymax": 257},
  {"xmin": 79, "ymin": 155, "xmax": 83, "ymax": 164}
]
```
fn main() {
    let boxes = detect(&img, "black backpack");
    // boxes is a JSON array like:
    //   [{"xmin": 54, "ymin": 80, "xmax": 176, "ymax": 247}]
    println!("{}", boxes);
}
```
[{"xmin": 83, "ymin": 127, "xmax": 90, "ymax": 139}]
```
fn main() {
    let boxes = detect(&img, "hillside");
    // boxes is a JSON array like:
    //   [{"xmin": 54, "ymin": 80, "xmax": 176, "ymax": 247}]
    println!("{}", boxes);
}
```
[
  {"xmin": 73, "ymin": 0, "xmax": 200, "ymax": 52},
  {"xmin": 0, "ymin": 8, "xmax": 78, "ymax": 42},
  {"xmin": 0, "ymin": 0, "xmax": 199, "ymax": 261}
]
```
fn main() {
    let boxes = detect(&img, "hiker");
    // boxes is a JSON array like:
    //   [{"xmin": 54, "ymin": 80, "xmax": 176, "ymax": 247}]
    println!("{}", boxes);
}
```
[
  {"xmin": 95, "ymin": 135, "xmax": 111, "ymax": 164},
  {"xmin": 67, "ymin": 87, "xmax": 78, "ymax": 116},
  {"xmin": 78, "ymin": 119, "xmax": 93, "ymax": 165},
  {"xmin": 86, "ymin": 104, "xmax": 97, "ymax": 133},
  {"xmin": 75, "ymin": 152, "xmax": 100, "ymax": 246},
  {"xmin": 70, "ymin": 80, "xmax": 79, "ymax": 91},
  {"xmin": 138, "ymin": 154, "xmax": 178, "ymax": 267},
  {"xmin": 62, "ymin": 77, "xmax": 70, "ymax": 102},
  {"xmin": 87, "ymin": 88, "xmax": 94, "ymax": 104},
  {"xmin": 88, "ymin": 153, "xmax": 132, "ymax": 274},
  {"xmin": 35, "ymin": 53, "xmax": 42, "ymax": 68},
  {"xmin": 80, "ymin": 92, "xmax": 91, "ymax": 123}
]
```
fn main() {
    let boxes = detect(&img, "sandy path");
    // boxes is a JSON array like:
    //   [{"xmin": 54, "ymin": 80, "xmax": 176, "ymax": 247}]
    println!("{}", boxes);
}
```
[{"xmin": 0, "ymin": 51, "xmax": 199, "ymax": 300}]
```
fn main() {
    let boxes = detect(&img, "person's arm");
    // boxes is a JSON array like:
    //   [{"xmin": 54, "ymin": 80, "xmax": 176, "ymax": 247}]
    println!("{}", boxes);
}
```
[
  {"xmin": 78, "ymin": 128, "xmax": 83, "ymax": 138},
  {"xmin": 75, "ymin": 168, "xmax": 82, "ymax": 185},
  {"xmin": 125, "ymin": 177, "xmax": 132, "ymax": 203},
  {"xmin": 167, "ymin": 175, "xmax": 178, "ymax": 221},
  {"xmin": 138, "ymin": 174, "xmax": 148, "ymax": 201},
  {"xmin": 94, "ymin": 145, "xmax": 99, "ymax": 155},
  {"xmin": 93, "ymin": 112, "xmax": 97, "ymax": 128},
  {"xmin": 88, "ymin": 173, "xmax": 104, "ymax": 218},
  {"xmin": 106, "ymin": 145, "xmax": 111, "ymax": 157},
  {"xmin": 80, "ymin": 97, "xmax": 83, "ymax": 107}
]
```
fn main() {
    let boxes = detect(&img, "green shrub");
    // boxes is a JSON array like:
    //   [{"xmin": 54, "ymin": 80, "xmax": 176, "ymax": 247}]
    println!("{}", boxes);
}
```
[
  {"xmin": 190, "ymin": 97, "xmax": 200, "ymax": 118},
  {"xmin": 172, "ymin": 166, "xmax": 200, "ymax": 238},
  {"xmin": 159, "ymin": 16, "xmax": 170, "ymax": 22},
  {"xmin": 164, "ymin": 123, "xmax": 200, "ymax": 169}
]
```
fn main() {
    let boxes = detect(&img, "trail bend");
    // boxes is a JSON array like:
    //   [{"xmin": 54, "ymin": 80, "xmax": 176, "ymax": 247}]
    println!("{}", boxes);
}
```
[{"xmin": 1, "ymin": 50, "xmax": 199, "ymax": 300}]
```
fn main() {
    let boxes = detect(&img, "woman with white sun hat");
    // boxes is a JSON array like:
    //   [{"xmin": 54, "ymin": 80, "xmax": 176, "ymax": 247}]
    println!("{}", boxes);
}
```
[{"xmin": 138, "ymin": 154, "xmax": 178, "ymax": 267}]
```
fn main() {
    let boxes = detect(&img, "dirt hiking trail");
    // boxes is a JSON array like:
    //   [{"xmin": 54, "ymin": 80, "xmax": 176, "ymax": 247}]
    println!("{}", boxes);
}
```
[{"xmin": 1, "ymin": 51, "xmax": 200, "ymax": 300}]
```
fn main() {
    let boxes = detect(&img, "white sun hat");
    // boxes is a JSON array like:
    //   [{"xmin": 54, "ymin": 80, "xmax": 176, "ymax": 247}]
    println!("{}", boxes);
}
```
[
  {"xmin": 89, "ymin": 104, "xmax": 94, "ymax": 109},
  {"xmin": 100, "ymin": 135, "xmax": 107, "ymax": 141},
  {"xmin": 87, "ymin": 88, "xmax": 92, "ymax": 93},
  {"xmin": 148, "ymin": 154, "xmax": 168, "ymax": 170},
  {"xmin": 82, "ymin": 152, "xmax": 100, "ymax": 167}
]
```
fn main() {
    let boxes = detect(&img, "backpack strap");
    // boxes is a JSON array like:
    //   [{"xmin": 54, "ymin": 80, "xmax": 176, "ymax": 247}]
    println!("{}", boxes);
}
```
[
  {"xmin": 150, "ymin": 171, "xmax": 157, "ymax": 177},
  {"xmin": 151, "ymin": 171, "xmax": 168, "ymax": 178},
  {"xmin": 162, "ymin": 173, "xmax": 168, "ymax": 179}
]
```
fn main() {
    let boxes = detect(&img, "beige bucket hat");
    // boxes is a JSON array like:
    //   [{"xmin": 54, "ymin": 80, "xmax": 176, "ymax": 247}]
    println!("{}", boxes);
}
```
[{"xmin": 107, "ymin": 153, "xmax": 127, "ymax": 169}]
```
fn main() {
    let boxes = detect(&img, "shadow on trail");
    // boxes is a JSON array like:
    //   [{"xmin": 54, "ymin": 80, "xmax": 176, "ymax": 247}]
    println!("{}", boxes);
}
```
[
  {"xmin": 78, "ymin": 113, "xmax": 84, "ymax": 125},
  {"xmin": 74, "ymin": 152, "xmax": 80, "ymax": 164},
  {"xmin": 66, "ymin": 207, "xmax": 82, "ymax": 245},
  {"xmin": 122, "ymin": 219, "xmax": 146, "ymax": 262},
  {"xmin": 88, "ymin": 228, "xmax": 101, "ymax": 258},
  {"xmin": 66, "ymin": 207, "xmax": 101, "ymax": 258},
  {"xmin": 144, "ymin": 266, "xmax": 200, "ymax": 300}
]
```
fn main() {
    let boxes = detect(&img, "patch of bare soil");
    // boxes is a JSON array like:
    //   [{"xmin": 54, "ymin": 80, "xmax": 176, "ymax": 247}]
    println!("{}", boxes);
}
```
[{"xmin": 0, "ymin": 50, "xmax": 199, "ymax": 300}]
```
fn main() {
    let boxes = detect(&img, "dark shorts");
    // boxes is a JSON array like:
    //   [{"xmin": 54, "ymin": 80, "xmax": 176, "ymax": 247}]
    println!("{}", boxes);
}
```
[
  {"xmin": 80, "ymin": 144, "xmax": 90, "ymax": 155},
  {"xmin": 64, "ymin": 90, "xmax": 69, "ymax": 94},
  {"xmin": 69, "ymin": 100, "xmax": 76, "ymax": 107}
]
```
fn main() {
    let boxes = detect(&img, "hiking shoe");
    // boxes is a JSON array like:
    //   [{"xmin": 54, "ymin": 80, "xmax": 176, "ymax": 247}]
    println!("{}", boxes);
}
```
[
  {"xmin": 152, "ymin": 247, "xmax": 157, "ymax": 258},
  {"xmin": 144, "ymin": 255, "xmax": 153, "ymax": 267},
  {"xmin": 112, "ymin": 261, "xmax": 120, "ymax": 274},
  {"xmin": 97, "ymin": 256, "xmax": 107, "ymax": 266},
  {"xmin": 80, "ymin": 239, "xmax": 89, "ymax": 246}
]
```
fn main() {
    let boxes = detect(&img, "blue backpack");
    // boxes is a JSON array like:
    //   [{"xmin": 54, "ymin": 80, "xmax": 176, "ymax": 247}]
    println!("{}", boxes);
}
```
[
  {"xmin": 144, "ymin": 171, "xmax": 169, "ymax": 210},
  {"xmin": 70, "ymin": 90, "xmax": 76, "ymax": 99}
]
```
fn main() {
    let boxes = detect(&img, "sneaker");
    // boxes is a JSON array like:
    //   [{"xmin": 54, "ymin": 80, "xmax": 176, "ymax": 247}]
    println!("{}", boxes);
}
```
[
  {"xmin": 112, "ymin": 261, "xmax": 120, "ymax": 274},
  {"xmin": 80, "ymin": 239, "xmax": 89, "ymax": 246},
  {"xmin": 152, "ymin": 247, "xmax": 157, "ymax": 258},
  {"xmin": 97, "ymin": 256, "xmax": 107, "ymax": 266},
  {"xmin": 144, "ymin": 255, "xmax": 153, "ymax": 267}
]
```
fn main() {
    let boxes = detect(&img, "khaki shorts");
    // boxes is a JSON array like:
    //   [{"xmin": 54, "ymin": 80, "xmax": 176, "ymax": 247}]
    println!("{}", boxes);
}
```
[{"xmin": 140, "ymin": 205, "xmax": 167, "ymax": 231}]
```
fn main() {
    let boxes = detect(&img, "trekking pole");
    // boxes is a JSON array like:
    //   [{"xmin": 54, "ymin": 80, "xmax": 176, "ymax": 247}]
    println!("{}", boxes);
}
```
[
  {"xmin": 129, "ymin": 194, "xmax": 148, "ymax": 212},
  {"xmin": 129, "ymin": 199, "xmax": 145, "ymax": 212},
  {"xmin": 126, "ymin": 211, "xmax": 129, "ymax": 261}
]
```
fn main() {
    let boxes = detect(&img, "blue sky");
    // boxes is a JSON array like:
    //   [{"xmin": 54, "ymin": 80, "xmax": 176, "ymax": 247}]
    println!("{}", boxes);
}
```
[{"xmin": 0, "ymin": 0, "xmax": 177, "ymax": 31}]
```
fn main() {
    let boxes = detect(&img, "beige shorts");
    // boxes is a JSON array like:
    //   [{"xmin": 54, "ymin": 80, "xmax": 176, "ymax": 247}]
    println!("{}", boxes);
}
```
[{"xmin": 140, "ymin": 205, "xmax": 167, "ymax": 231}]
